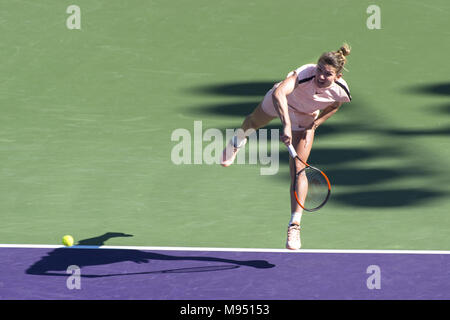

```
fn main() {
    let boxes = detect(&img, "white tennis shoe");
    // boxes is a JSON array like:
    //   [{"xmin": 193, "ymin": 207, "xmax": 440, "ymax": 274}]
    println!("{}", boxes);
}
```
[{"xmin": 286, "ymin": 224, "xmax": 301, "ymax": 250}]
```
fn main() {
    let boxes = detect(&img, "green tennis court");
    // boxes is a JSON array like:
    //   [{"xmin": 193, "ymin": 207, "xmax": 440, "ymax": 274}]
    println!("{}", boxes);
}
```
[{"xmin": 1, "ymin": 0, "xmax": 449, "ymax": 250}]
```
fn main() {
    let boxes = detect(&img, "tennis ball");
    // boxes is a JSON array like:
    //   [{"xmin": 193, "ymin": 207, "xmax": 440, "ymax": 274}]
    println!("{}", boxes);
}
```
[{"xmin": 62, "ymin": 235, "xmax": 74, "ymax": 247}]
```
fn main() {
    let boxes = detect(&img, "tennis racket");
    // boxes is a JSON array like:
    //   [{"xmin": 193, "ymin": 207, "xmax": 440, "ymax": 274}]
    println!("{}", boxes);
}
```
[{"xmin": 288, "ymin": 144, "xmax": 331, "ymax": 212}]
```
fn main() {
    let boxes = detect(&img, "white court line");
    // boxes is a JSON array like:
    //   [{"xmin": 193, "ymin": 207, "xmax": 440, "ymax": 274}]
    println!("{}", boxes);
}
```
[{"xmin": 0, "ymin": 244, "xmax": 450, "ymax": 255}]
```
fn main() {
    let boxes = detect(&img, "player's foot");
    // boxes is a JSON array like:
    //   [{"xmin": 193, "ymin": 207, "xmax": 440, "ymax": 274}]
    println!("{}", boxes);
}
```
[
  {"xmin": 220, "ymin": 136, "xmax": 247, "ymax": 167},
  {"xmin": 286, "ymin": 224, "xmax": 301, "ymax": 250}
]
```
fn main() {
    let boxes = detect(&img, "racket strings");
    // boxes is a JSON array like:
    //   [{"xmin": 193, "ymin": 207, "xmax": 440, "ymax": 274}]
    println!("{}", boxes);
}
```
[{"xmin": 295, "ymin": 167, "xmax": 330, "ymax": 211}]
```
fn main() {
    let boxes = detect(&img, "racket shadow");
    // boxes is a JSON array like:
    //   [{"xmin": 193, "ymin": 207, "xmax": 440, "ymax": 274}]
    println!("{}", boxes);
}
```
[{"xmin": 42, "ymin": 265, "xmax": 241, "ymax": 278}]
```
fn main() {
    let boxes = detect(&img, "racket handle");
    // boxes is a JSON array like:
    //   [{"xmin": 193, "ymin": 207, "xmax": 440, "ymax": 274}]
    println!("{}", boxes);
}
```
[{"xmin": 288, "ymin": 144, "xmax": 298, "ymax": 158}]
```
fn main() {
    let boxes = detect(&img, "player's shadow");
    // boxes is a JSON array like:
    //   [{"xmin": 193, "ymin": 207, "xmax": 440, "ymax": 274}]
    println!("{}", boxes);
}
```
[{"xmin": 26, "ymin": 234, "xmax": 275, "ymax": 278}]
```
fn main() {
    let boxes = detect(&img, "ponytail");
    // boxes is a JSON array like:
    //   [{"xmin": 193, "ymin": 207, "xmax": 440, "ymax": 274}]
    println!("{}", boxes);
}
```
[{"xmin": 318, "ymin": 43, "xmax": 351, "ymax": 74}]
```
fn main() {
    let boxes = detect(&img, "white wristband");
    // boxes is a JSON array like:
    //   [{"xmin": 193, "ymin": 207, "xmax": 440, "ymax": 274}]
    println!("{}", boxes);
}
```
[{"xmin": 288, "ymin": 144, "xmax": 297, "ymax": 158}]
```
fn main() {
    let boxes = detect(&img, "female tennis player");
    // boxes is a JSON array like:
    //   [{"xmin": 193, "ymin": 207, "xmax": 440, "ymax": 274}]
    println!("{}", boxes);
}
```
[{"xmin": 221, "ymin": 44, "xmax": 352, "ymax": 250}]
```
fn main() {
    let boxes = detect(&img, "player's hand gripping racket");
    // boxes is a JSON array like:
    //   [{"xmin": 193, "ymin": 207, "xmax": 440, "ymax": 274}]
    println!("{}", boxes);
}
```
[{"xmin": 288, "ymin": 144, "xmax": 331, "ymax": 212}]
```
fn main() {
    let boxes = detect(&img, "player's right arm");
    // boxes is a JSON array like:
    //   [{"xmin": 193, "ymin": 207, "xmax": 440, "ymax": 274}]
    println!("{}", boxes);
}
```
[{"xmin": 272, "ymin": 72, "xmax": 298, "ymax": 146}]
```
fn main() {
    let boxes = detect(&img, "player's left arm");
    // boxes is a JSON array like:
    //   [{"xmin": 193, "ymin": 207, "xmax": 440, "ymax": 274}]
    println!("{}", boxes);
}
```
[{"xmin": 311, "ymin": 101, "xmax": 343, "ymax": 130}]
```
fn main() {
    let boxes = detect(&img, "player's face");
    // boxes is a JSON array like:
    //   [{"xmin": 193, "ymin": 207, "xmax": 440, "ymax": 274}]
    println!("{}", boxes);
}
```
[{"xmin": 315, "ymin": 64, "xmax": 340, "ymax": 88}]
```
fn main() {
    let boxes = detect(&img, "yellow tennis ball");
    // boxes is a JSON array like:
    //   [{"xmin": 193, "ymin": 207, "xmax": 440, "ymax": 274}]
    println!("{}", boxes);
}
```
[{"xmin": 62, "ymin": 235, "xmax": 74, "ymax": 247}]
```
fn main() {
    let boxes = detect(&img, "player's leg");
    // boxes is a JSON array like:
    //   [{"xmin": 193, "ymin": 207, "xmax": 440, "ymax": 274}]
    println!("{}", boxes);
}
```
[
  {"xmin": 221, "ymin": 101, "xmax": 276, "ymax": 167},
  {"xmin": 286, "ymin": 128, "xmax": 315, "ymax": 249},
  {"xmin": 241, "ymin": 102, "xmax": 277, "ymax": 133},
  {"xmin": 290, "ymin": 128, "xmax": 315, "ymax": 214}
]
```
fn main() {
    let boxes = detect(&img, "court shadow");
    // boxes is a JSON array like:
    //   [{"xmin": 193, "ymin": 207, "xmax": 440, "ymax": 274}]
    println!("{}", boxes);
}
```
[
  {"xmin": 190, "ymin": 101, "xmax": 260, "ymax": 117},
  {"xmin": 405, "ymin": 82, "xmax": 450, "ymax": 96},
  {"xmin": 385, "ymin": 127, "xmax": 450, "ymax": 136},
  {"xmin": 26, "ymin": 239, "xmax": 275, "ymax": 278},
  {"xmin": 396, "ymin": 85, "xmax": 450, "ymax": 136},
  {"xmin": 276, "ymin": 147, "xmax": 405, "ymax": 166},
  {"xmin": 275, "ymin": 160, "xmax": 432, "ymax": 185},
  {"xmin": 437, "ymin": 104, "xmax": 450, "ymax": 114},
  {"xmin": 309, "ymin": 122, "xmax": 370, "ymax": 137},
  {"xmin": 189, "ymin": 81, "xmax": 275, "ymax": 97},
  {"xmin": 314, "ymin": 167, "xmax": 424, "ymax": 187},
  {"xmin": 215, "ymin": 122, "xmax": 373, "ymax": 141},
  {"xmin": 333, "ymin": 189, "xmax": 445, "ymax": 208},
  {"xmin": 272, "ymin": 149, "xmax": 442, "ymax": 207},
  {"xmin": 190, "ymin": 80, "xmax": 447, "ymax": 209}
]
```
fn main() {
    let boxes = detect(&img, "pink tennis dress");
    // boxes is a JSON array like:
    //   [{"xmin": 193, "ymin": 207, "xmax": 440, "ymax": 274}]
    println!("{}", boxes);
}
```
[{"xmin": 261, "ymin": 64, "xmax": 351, "ymax": 131}]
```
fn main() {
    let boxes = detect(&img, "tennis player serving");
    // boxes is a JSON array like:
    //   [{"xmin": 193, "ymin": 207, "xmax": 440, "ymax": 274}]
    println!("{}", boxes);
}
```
[{"xmin": 221, "ymin": 44, "xmax": 352, "ymax": 250}]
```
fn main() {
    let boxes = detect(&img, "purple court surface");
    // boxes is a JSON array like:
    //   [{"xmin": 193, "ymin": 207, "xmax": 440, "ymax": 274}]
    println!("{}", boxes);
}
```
[{"xmin": 0, "ymin": 246, "xmax": 449, "ymax": 300}]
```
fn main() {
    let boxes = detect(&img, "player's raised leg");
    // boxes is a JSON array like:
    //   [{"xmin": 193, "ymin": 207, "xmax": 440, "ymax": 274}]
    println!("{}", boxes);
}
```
[{"xmin": 221, "ymin": 102, "xmax": 276, "ymax": 167}]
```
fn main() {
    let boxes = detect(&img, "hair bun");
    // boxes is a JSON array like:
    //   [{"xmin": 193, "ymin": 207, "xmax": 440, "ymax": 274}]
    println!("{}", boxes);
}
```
[{"xmin": 338, "ymin": 43, "xmax": 351, "ymax": 56}]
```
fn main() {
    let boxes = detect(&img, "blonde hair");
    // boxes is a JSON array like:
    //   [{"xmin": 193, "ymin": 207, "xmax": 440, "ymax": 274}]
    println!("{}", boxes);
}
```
[{"xmin": 318, "ymin": 43, "xmax": 351, "ymax": 74}]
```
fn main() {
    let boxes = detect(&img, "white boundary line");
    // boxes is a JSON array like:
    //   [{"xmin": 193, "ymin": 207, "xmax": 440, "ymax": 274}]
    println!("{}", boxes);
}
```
[{"xmin": 0, "ymin": 244, "xmax": 450, "ymax": 254}]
